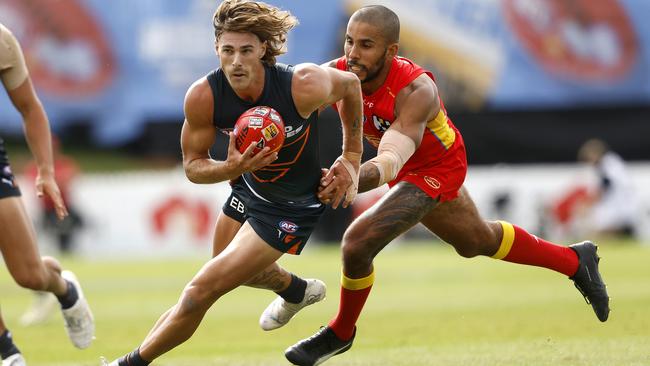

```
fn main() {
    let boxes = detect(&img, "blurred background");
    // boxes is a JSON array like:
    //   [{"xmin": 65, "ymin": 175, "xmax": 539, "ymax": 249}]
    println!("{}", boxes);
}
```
[{"xmin": 1, "ymin": 0, "xmax": 649, "ymax": 259}]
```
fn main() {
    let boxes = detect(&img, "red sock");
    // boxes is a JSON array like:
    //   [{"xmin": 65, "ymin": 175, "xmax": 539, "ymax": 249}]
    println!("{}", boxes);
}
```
[
  {"xmin": 492, "ymin": 221, "xmax": 579, "ymax": 276},
  {"xmin": 328, "ymin": 271, "xmax": 374, "ymax": 341}
]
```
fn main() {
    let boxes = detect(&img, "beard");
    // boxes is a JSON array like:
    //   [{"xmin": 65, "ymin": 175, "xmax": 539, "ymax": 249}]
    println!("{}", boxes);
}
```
[{"xmin": 359, "ymin": 48, "xmax": 388, "ymax": 84}]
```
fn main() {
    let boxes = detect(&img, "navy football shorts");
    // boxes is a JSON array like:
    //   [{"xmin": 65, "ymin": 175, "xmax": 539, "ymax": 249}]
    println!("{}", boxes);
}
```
[{"xmin": 222, "ymin": 179, "xmax": 325, "ymax": 254}]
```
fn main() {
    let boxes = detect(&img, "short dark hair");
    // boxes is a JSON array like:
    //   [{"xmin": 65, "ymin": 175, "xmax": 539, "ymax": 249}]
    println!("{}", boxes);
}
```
[{"xmin": 350, "ymin": 5, "xmax": 400, "ymax": 44}]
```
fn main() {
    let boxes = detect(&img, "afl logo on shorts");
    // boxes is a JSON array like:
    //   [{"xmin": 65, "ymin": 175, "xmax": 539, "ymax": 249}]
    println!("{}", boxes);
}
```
[
  {"xmin": 424, "ymin": 176, "xmax": 441, "ymax": 189},
  {"xmin": 279, "ymin": 220, "xmax": 298, "ymax": 233}
]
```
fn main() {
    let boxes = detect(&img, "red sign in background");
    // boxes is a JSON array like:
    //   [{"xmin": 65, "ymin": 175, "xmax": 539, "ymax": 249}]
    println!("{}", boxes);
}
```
[
  {"xmin": 3, "ymin": 0, "xmax": 115, "ymax": 97},
  {"xmin": 503, "ymin": 0, "xmax": 638, "ymax": 81}
]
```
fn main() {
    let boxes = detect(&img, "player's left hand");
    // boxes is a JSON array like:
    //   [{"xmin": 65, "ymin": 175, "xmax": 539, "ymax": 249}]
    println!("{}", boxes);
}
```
[
  {"xmin": 318, "ymin": 156, "xmax": 359, "ymax": 209},
  {"xmin": 35, "ymin": 174, "xmax": 69, "ymax": 220}
]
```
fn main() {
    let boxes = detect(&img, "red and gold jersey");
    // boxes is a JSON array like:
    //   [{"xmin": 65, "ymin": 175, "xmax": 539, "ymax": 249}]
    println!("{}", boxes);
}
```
[{"xmin": 335, "ymin": 56, "xmax": 462, "ymax": 173}]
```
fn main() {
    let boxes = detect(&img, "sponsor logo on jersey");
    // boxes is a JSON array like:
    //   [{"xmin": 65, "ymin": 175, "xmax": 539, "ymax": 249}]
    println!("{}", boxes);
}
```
[
  {"xmin": 424, "ymin": 176, "xmax": 441, "ymax": 189},
  {"xmin": 248, "ymin": 116, "xmax": 264, "ymax": 128},
  {"xmin": 284, "ymin": 124, "xmax": 304, "ymax": 138},
  {"xmin": 279, "ymin": 220, "xmax": 299, "ymax": 233},
  {"xmin": 262, "ymin": 124, "xmax": 280, "ymax": 140},
  {"xmin": 372, "ymin": 115, "xmax": 391, "ymax": 132}
]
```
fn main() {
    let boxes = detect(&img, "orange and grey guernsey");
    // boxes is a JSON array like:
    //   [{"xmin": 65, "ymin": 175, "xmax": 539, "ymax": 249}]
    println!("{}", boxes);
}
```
[
  {"xmin": 335, "ymin": 56, "xmax": 461, "ymax": 174},
  {"xmin": 207, "ymin": 63, "xmax": 321, "ymax": 205}
]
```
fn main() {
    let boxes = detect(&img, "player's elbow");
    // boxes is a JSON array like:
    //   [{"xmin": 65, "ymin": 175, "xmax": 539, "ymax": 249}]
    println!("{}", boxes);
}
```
[
  {"xmin": 183, "ymin": 158, "xmax": 202, "ymax": 183},
  {"xmin": 185, "ymin": 172, "xmax": 201, "ymax": 184},
  {"xmin": 184, "ymin": 170, "xmax": 205, "ymax": 184}
]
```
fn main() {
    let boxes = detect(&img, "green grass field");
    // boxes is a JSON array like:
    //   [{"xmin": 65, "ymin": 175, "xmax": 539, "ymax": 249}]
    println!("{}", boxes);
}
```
[{"xmin": 1, "ymin": 241, "xmax": 649, "ymax": 366}]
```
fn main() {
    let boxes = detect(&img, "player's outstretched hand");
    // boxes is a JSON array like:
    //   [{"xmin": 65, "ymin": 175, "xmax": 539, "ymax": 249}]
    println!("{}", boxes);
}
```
[
  {"xmin": 318, "ymin": 156, "xmax": 359, "ymax": 209},
  {"xmin": 226, "ymin": 132, "xmax": 278, "ymax": 175},
  {"xmin": 35, "ymin": 173, "xmax": 68, "ymax": 220}
]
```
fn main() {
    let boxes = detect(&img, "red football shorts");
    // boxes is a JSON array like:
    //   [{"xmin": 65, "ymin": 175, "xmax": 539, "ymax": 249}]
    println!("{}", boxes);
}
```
[{"xmin": 388, "ymin": 134, "xmax": 467, "ymax": 203}]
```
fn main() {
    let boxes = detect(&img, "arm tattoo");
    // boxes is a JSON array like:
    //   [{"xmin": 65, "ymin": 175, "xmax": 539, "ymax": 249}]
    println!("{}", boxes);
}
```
[
  {"xmin": 358, "ymin": 164, "xmax": 380, "ymax": 193},
  {"xmin": 352, "ymin": 117, "xmax": 361, "ymax": 137}
]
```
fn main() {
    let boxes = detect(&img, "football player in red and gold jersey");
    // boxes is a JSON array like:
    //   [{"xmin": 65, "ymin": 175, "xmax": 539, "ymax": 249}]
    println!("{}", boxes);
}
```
[{"xmin": 286, "ymin": 5, "xmax": 610, "ymax": 365}]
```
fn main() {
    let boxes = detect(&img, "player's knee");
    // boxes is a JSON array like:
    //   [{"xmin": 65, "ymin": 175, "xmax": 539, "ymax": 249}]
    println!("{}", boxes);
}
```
[
  {"xmin": 179, "ymin": 282, "xmax": 221, "ymax": 315},
  {"xmin": 342, "ymin": 231, "xmax": 374, "ymax": 268},
  {"xmin": 342, "ymin": 231, "xmax": 369, "ymax": 256}
]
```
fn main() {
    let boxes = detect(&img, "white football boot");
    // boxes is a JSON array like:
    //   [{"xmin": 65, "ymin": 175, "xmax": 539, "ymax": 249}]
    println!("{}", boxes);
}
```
[
  {"xmin": 259, "ymin": 279, "xmax": 326, "ymax": 331},
  {"xmin": 2, "ymin": 353, "xmax": 26, "ymax": 366},
  {"xmin": 61, "ymin": 270, "xmax": 95, "ymax": 349}
]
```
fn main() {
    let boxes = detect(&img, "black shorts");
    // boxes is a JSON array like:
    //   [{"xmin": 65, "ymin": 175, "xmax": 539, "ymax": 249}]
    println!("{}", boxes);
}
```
[
  {"xmin": 0, "ymin": 159, "xmax": 20, "ymax": 199},
  {"xmin": 222, "ymin": 179, "xmax": 325, "ymax": 255}
]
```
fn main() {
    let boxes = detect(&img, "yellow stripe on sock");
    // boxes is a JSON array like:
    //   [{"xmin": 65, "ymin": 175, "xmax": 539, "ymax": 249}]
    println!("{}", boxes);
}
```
[
  {"xmin": 341, "ymin": 270, "xmax": 375, "ymax": 291},
  {"xmin": 492, "ymin": 221, "xmax": 515, "ymax": 260}
]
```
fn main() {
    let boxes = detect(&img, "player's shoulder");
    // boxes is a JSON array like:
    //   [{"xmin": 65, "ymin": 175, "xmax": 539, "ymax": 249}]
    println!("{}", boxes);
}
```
[
  {"xmin": 0, "ymin": 23, "xmax": 20, "ymax": 57},
  {"xmin": 184, "ymin": 76, "xmax": 213, "ymax": 122},
  {"xmin": 185, "ymin": 76, "xmax": 212, "ymax": 106},
  {"xmin": 0, "ymin": 22, "xmax": 12, "ymax": 40},
  {"xmin": 392, "ymin": 56, "xmax": 432, "ymax": 88}
]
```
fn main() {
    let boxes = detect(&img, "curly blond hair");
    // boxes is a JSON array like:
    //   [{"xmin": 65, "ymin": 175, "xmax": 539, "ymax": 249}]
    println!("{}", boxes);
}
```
[{"xmin": 213, "ymin": 0, "xmax": 298, "ymax": 65}]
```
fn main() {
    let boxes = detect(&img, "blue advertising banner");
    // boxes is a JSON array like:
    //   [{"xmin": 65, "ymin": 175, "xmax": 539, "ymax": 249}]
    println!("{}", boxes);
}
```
[
  {"xmin": 1, "ymin": 0, "xmax": 648, "ymax": 145},
  {"xmin": 0, "ymin": 0, "xmax": 342, "ymax": 145},
  {"xmin": 494, "ymin": 0, "xmax": 650, "ymax": 109},
  {"xmin": 345, "ymin": 0, "xmax": 650, "ymax": 110}
]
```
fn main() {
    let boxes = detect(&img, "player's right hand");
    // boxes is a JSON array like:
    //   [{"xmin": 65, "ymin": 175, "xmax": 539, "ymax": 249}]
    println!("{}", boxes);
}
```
[
  {"xmin": 318, "ymin": 156, "xmax": 359, "ymax": 209},
  {"xmin": 226, "ymin": 132, "xmax": 278, "ymax": 175}
]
